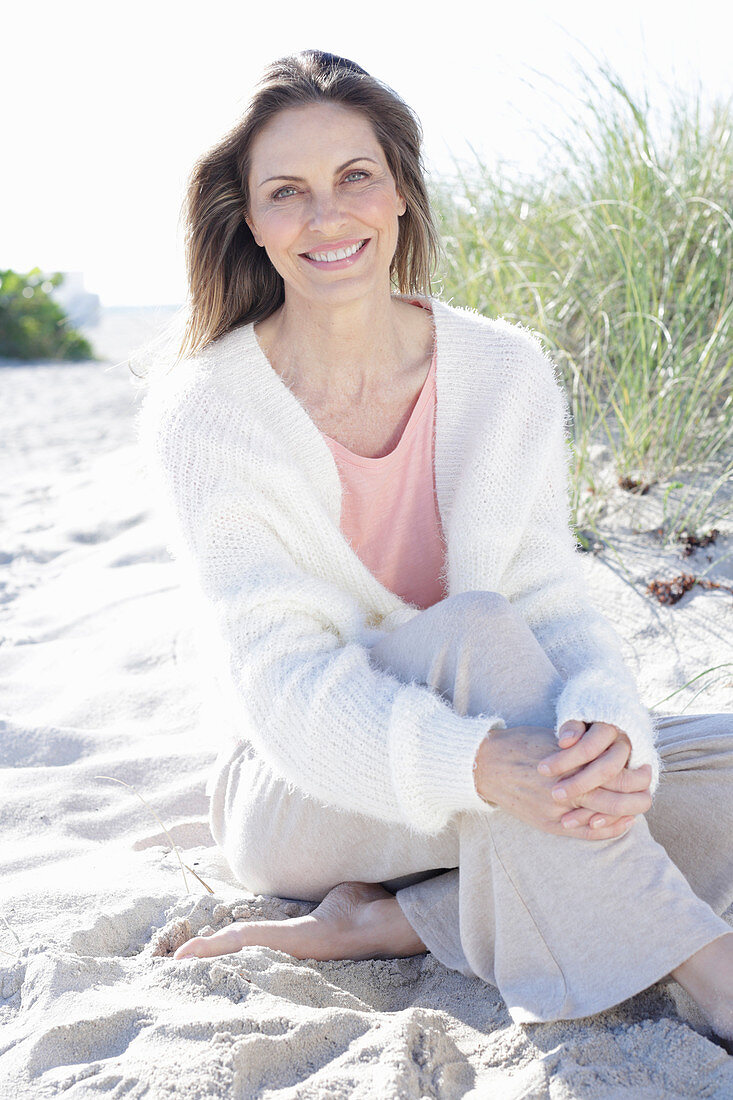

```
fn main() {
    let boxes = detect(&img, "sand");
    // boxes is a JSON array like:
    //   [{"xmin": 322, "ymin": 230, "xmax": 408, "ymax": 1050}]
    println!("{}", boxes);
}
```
[{"xmin": 1, "ymin": 307, "xmax": 731, "ymax": 1098}]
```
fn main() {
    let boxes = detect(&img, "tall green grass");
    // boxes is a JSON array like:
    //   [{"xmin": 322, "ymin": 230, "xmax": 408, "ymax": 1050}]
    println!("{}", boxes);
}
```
[{"xmin": 430, "ymin": 62, "xmax": 733, "ymax": 543}]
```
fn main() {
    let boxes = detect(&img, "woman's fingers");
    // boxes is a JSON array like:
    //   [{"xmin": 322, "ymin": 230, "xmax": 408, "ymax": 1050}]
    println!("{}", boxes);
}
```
[
  {"xmin": 549, "ymin": 739, "xmax": 631, "ymax": 802},
  {"xmin": 569, "ymin": 785, "xmax": 653, "ymax": 818},
  {"xmin": 558, "ymin": 816, "xmax": 636, "ymax": 841},
  {"xmin": 560, "ymin": 806, "xmax": 595, "ymax": 829},
  {"xmin": 560, "ymin": 806, "xmax": 631, "ymax": 831},
  {"xmin": 609, "ymin": 763, "xmax": 653, "ymax": 793},
  {"xmin": 538, "ymin": 721, "xmax": 621, "ymax": 777},
  {"xmin": 558, "ymin": 762, "xmax": 652, "ymax": 831},
  {"xmin": 557, "ymin": 719, "xmax": 587, "ymax": 747}
]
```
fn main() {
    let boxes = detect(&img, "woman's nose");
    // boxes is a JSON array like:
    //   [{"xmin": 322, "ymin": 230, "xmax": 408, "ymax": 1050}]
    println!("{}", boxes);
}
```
[{"xmin": 308, "ymin": 191, "xmax": 347, "ymax": 234}]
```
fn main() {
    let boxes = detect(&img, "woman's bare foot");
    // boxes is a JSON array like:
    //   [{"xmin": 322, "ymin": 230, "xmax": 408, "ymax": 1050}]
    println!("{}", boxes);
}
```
[
  {"xmin": 670, "ymin": 931, "xmax": 733, "ymax": 1046},
  {"xmin": 173, "ymin": 881, "xmax": 428, "ymax": 963}
]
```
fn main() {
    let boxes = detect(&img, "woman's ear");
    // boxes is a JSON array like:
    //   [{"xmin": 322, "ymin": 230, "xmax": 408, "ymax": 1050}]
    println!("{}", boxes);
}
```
[
  {"xmin": 245, "ymin": 213, "xmax": 263, "ymax": 247},
  {"xmin": 397, "ymin": 192, "xmax": 407, "ymax": 217}
]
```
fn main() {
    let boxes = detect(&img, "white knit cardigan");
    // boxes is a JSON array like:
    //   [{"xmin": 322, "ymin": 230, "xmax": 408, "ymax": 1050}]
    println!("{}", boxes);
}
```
[{"xmin": 136, "ymin": 294, "xmax": 661, "ymax": 836}]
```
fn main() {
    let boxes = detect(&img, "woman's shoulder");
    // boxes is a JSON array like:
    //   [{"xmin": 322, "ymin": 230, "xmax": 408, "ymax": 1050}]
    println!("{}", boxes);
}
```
[
  {"xmin": 135, "ymin": 328, "xmax": 254, "ymax": 469},
  {"xmin": 430, "ymin": 294, "xmax": 550, "ymax": 354},
  {"xmin": 140, "ymin": 321, "xmax": 255, "ymax": 413},
  {"xmin": 429, "ymin": 296, "xmax": 566, "ymax": 402}
]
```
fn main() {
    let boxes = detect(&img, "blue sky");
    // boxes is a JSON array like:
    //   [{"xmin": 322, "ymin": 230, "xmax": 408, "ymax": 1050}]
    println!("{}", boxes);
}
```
[{"xmin": 3, "ymin": 0, "xmax": 731, "ymax": 306}]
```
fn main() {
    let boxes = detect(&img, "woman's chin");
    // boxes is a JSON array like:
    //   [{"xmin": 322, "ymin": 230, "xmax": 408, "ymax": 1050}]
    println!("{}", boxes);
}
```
[{"xmin": 284, "ymin": 272, "xmax": 394, "ymax": 308}]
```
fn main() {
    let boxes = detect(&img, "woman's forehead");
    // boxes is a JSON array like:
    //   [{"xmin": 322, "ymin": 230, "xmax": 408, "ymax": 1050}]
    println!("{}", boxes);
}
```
[{"xmin": 250, "ymin": 104, "xmax": 382, "ymax": 171}]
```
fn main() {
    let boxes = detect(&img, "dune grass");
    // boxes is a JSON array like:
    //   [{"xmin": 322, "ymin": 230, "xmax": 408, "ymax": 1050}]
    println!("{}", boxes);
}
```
[
  {"xmin": 430, "ymin": 59, "xmax": 733, "ymax": 546},
  {"xmin": 95, "ymin": 775, "xmax": 214, "ymax": 895}
]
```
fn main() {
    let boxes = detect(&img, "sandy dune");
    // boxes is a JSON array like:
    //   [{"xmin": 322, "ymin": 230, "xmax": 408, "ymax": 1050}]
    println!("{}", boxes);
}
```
[{"xmin": 1, "ymin": 308, "xmax": 731, "ymax": 1097}]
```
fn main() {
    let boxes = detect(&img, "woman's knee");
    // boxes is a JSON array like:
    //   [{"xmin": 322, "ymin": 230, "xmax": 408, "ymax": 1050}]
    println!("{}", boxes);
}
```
[
  {"xmin": 219, "ymin": 817, "xmax": 304, "ymax": 900},
  {"xmin": 437, "ymin": 590, "xmax": 517, "ymax": 635},
  {"xmin": 652, "ymin": 710, "xmax": 733, "ymax": 755},
  {"xmin": 215, "ymin": 778, "xmax": 355, "ymax": 902}
]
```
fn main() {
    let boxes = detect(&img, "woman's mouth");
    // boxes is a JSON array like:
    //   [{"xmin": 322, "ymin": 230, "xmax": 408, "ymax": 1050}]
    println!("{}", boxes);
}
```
[{"xmin": 301, "ymin": 239, "xmax": 369, "ymax": 268}]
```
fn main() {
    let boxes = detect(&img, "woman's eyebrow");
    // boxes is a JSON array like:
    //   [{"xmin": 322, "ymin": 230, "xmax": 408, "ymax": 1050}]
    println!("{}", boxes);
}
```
[{"xmin": 257, "ymin": 156, "xmax": 380, "ymax": 187}]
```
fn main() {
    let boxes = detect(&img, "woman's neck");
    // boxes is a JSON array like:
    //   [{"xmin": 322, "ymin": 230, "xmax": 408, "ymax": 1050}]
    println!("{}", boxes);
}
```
[{"xmin": 255, "ymin": 291, "xmax": 430, "ymax": 401}]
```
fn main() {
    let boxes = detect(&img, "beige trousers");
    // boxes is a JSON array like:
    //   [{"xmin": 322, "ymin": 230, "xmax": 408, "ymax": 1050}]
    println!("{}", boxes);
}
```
[{"xmin": 207, "ymin": 591, "xmax": 733, "ymax": 1023}]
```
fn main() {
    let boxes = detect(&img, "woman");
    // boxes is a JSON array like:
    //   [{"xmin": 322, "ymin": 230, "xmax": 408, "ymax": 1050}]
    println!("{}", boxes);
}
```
[{"xmin": 136, "ymin": 49, "xmax": 733, "ymax": 1040}]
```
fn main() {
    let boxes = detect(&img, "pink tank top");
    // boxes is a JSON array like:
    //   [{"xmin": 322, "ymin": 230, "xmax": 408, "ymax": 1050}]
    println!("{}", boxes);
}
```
[{"xmin": 322, "ymin": 302, "xmax": 448, "ymax": 610}]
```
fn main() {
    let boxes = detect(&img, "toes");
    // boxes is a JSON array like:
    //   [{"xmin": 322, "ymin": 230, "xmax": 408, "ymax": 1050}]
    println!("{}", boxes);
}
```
[
  {"xmin": 174, "ymin": 926, "xmax": 243, "ymax": 960},
  {"xmin": 174, "ymin": 936, "xmax": 208, "ymax": 960},
  {"xmin": 173, "ymin": 939, "xmax": 199, "ymax": 960}
]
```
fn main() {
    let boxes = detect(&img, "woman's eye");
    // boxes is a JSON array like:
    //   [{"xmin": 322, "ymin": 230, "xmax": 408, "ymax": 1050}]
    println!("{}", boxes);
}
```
[
  {"xmin": 271, "ymin": 172, "xmax": 367, "ymax": 201},
  {"xmin": 272, "ymin": 186, "xmax": 297, "ymax": 201}
]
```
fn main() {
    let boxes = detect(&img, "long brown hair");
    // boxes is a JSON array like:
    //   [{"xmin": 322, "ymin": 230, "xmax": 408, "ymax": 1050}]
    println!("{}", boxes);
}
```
[{"xmin": 137, "ymin": 50, "xmax": 443, "ymax": 376}]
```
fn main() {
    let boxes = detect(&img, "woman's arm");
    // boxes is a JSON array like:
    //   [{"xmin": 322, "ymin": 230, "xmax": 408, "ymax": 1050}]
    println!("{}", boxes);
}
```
[
  {"xmin": 496, "ymin": 352, "xmax": 663, "ymax": 794},
  {"xmin": 137, "ymin": 381, "xmax": 506, "ymax": 837}
]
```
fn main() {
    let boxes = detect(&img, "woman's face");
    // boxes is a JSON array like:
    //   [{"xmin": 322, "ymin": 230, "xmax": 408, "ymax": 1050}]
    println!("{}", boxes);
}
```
[{"xmin": 245, "ymin": 102, "xmax": 407, "ymax": 308}]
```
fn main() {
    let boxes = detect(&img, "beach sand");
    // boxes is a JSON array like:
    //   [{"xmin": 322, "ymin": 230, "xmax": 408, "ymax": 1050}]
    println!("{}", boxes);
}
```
[{"xmin": 1, "ymin": 308, "xmax": 731, "ymax": 1098}]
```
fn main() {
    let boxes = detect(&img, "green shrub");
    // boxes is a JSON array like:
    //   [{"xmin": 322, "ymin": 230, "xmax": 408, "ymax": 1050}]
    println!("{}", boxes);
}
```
[{"xmin": 0, "ymin": 268, "xmax": 95, "ymax": 361}]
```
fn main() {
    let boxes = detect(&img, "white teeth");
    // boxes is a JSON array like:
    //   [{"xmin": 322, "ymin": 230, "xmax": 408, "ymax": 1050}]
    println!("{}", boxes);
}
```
[{"xmin": 306, "ymin": 240, "xmax": 366, "ymax": 262}]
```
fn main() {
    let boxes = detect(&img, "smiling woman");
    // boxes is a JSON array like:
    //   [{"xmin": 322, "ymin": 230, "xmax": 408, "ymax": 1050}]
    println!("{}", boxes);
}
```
[
  {"xmin": 135, "ymin": 49, "xmax": 733, "ymax": 1044},
  {"xmin": 172, "ymin": 50, "xmax": 439, "ymax": 357},
  {"xmin": 243, "ymin": 102, "xmax": 406, "ymax": 305}
]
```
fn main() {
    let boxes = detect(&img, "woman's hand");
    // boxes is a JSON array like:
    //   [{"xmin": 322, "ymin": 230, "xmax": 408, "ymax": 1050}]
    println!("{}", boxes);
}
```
[
  {"xmin": 536, "ymin": 720, "xmax": 653, "ymax": 832},
  {"xmin": 473, "ymin": 723, "xmax": 650, "ymax": 841}
]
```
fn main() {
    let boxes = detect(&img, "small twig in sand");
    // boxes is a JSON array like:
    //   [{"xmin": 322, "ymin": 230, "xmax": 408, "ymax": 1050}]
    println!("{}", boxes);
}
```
[
  {"xmin": 95, "ymin": 776, "xmax": 214, "ymax": 896},
  {"xmin": 0, "ymin": 912, "xmax": 22, "ymax": 959},
  {"xmin": 1, "ymin": 912, "xmax": 22, "ymax": 947}
]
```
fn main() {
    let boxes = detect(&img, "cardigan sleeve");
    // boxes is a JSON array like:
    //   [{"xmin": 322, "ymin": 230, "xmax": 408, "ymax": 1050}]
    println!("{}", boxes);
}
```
[
  {"xmin": 137, "ymin": 381, "xmax": 506, "ymax": 837},
  {"xmin": 497, "ymin": 356, "xmax": 663, "ymax": 794}
]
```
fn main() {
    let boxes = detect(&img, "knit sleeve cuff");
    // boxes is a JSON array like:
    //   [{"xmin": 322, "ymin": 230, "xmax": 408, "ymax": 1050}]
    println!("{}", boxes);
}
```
[
  {"xmin": 388, "ymin": 684, "xmax": 507, "ymax": 834},
  {"xmin": 554, "ymin": 669, "xmax": 663, "ymax": 793}
]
